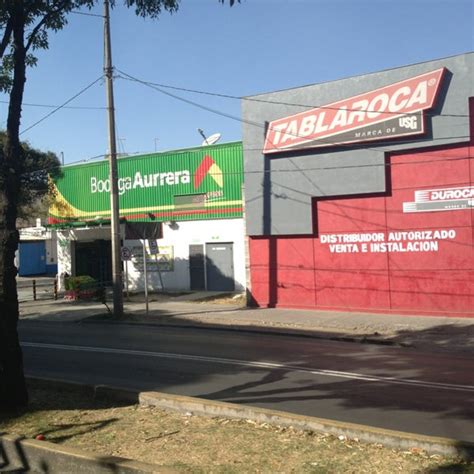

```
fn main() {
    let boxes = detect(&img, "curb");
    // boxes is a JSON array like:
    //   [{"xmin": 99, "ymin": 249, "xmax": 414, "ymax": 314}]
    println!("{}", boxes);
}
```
[
  {"xmin": 133, "ymin": 390, "xmax": 474, "ymax": 459},
  {"xmin": 80, "ymin": 315, "xmax": 409, "ymax": 349},
  {"xmin": 26, "ymin": 376, "xmax": 474, "ymax": 459},
  {"xmin": 0, "ymin": 433, "xmax": 174, "ymax": 474}
]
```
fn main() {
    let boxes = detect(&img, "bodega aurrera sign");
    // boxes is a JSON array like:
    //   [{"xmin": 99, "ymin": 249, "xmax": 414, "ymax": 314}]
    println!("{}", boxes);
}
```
[{"xmin": 263, "ymin": 68, "xmax": 445, "ymax": 154}]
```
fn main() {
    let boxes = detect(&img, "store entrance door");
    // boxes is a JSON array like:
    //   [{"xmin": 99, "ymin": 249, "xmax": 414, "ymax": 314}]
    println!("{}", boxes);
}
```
[
  {"xmin": 75, "ymin": 240, "xmax": 112, "ymax": 285},
  {"xmin": 189, "ymin": 245, "xmax": 205, "ymax": 290},
  {"xmin": 205, "ymin": 242, "xmax": 235, "ymax": 291}
]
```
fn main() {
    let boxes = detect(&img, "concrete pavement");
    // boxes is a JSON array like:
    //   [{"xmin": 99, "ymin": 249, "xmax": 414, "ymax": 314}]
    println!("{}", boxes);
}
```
[{"xmin": 18, "ymin": 291, "xmax": 474, "ymax": 354}]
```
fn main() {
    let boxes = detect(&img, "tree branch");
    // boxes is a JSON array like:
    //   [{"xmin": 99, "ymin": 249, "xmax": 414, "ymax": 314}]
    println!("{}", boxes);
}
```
[
  {"xmin": 25, "ymin": 1, "xmax": 69, "ymax": 53},
  {"xmin": 0, "ymin": 16, "xmax": 13, "ymax": 59}
]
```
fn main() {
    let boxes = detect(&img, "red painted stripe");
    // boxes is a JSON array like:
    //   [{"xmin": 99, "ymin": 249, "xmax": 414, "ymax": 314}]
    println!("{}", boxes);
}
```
[
  {"xmin": 49, "ymin": 207, "xmax": 243, "ymax": 225},
  {"xmin": 123, "ymin": 207, "xmax": 243, "ymax": 220}
]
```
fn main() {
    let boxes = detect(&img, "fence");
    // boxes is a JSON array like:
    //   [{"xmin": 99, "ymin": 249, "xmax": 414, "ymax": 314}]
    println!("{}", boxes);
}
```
[
  {"xmin": 17, "ymin": 277, "xmax": 59, "ymax": 303},
  {"xmin": 17, "ymin": 277, "xmax": 113, "ymax": 304}
]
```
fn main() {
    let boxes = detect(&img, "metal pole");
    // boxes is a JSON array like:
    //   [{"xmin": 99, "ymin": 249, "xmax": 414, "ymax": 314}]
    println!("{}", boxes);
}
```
[
  {"xmin": 155, "ymin": 253, "xmax": 164, "ymax": 291},
  {"xmin": 142, "ymin": 240, "xmax": 149, "ymax": 316},
  {"xmin": 125, "ymin": 260, "xmax": 129, "ymax": 300},
  {"xmin": 104, "ymin": 0, "xmax": 123, "ymax": 318},
  {"xmin": 53, "ymin": 276, "xmax": 58, "ymax": 301}
]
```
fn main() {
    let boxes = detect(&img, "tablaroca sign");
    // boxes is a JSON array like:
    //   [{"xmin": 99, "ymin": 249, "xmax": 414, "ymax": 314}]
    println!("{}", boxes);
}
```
[{"xmin": 263, "ymin": 68, "xmax": 445, "ymax": 154}]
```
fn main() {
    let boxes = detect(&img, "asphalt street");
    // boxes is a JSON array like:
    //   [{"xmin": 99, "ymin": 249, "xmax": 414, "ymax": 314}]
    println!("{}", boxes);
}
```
[{"xmin": 19, "ymin": 320, "xmax": 474, "ymax": 442}]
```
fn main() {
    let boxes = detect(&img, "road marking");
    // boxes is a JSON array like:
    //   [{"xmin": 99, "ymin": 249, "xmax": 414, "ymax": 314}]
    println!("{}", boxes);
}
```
[{"xmin": 21, "ymin": 341, "xmax": 474, "ymax": 393}]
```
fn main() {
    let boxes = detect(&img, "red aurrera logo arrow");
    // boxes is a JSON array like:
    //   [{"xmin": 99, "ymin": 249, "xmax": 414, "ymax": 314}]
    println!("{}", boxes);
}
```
[{"xmin": 194, "ymin": 155, "xmax": 223, "ymax": 189}]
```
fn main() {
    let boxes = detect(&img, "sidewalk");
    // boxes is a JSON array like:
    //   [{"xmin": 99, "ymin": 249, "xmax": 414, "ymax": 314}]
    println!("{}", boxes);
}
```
[{"xmin": 19, "ymin": 291, "xmax": 474, "ymax": 354}]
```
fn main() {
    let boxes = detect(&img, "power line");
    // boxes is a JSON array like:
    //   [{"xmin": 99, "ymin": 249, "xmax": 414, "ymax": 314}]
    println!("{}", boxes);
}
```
[
  {"xmin": 70, "ymin": 142, "xmax": 473, "ymax": 170},
  {"xmin": 0, "ymin": 100, "xmax": 105, "ymax": 110},
  {"xmin": 116, "ymin": 70, "xmax": 470, "ymax": 119},
  {"xmin": 116, "ymin": 69, "xmax": 260, "ymax": 131},
  {"xmin": 20, "ymin": 76, "xmax": 104, "ymax": 135},
  {"xmin": 70, "ymin": 10, "xmax": 104, "ymax": 18},
  {"xmin": 20, "ymin": 150, "xmax": 473, "ymax": 179},
  {"xmin": 116, "ymin": 69, "xmax": 471, "ymax": 158}
]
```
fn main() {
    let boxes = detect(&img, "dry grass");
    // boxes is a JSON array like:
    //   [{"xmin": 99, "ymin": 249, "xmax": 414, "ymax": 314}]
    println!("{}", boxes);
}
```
[{"xmin": 1, "ymin": 383, "xmax": 473, "ymax": 473}]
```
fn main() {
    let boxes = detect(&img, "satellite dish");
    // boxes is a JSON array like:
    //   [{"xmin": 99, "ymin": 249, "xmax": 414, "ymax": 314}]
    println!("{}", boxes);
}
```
[{"xmin": 201, "ymin": 132, "xmax": 221, "ymax": 146}]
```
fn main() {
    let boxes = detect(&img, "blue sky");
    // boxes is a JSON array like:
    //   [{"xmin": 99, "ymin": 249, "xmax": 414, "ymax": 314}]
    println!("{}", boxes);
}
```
[{"xmin": 1, "ymin": 0, "xmax": 473, "ymax": 164}]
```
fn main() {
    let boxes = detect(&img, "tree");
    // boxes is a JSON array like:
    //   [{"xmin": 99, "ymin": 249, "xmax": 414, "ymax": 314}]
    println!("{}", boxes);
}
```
[
  {"xmin": 0, "ymin": 0, "xmax": 239, "ymax": 411},
  {"xmin": 0, "ymin": 132, "xmax": 61, "ymax": 226}
]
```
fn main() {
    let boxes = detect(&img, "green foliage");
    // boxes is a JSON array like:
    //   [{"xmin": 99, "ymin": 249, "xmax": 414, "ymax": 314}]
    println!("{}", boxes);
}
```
[
  {"xmin": 65, "ymin": 275, "xmax": 104, "ymax": 301},
  {"xmin": 0, "ymin": 0, "xmax": 182, "ymax": 92},
  {"xmin": 64, "ymin": 275, "xmax": 97, "ymax": 291},
  {"xmin": 0, "ymin": 131, "xmax": 61, "ymax": 221},
  {"xmin": 0, "ymin": 0, "xmax": 239, "ymax": 91}
]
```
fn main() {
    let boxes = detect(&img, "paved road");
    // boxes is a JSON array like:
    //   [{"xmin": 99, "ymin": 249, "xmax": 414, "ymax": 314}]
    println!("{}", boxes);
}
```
[{"xmin": 19, "ymin": 321, "xmax": 474, "ymax": 442}]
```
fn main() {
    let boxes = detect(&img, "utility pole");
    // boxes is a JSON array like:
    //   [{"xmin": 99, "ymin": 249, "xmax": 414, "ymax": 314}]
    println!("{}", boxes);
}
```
[{"xmin": 104, "ymin": 0, "xmax": 123, "ymax": 318}]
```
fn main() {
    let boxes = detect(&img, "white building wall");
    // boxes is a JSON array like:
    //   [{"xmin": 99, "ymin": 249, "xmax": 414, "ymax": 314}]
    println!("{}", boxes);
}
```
[
  {"xmin": 57, "ymin": 230, "xmax": 72, "ymax": 282},
  {"xmin": 57, "ymin": 226, "xmax": 114, "ymax": 289},
  {"xmin": 124, "ymin": 218, "xmax": 246, "ymax": 292},
  {"xmin": 45, "ymin": 237, "xmax": 57, "ymax": 268},
  {"xmin": 56, "ymin": 219, "xmax": 246, "ymax": 293}
]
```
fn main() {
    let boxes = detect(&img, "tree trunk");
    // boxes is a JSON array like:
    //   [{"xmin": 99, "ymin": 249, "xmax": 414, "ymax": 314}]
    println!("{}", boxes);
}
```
[{"xmin": 0, "ymin": 3, "xmax": 28, "ymax": 410}]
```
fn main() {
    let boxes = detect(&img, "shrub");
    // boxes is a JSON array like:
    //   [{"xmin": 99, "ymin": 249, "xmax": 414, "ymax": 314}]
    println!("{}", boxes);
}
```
[{"xmin": 64, "ymin": 275, "xmax": 97, "ymax": 292}]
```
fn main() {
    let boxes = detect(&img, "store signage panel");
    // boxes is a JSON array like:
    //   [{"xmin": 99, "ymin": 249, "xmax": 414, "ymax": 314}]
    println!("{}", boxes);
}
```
[
  {"xmin": 148, "ymin": 239, "xmax": 159, "ymax": 255},
  {"xmin": 403, "ymin": 186, "xmax": 474, "ymax": 213},
  {"xmin": 263, "ymin": 68, "xmax": 445, "ymax": 154},
  {"xmin": 131, "ymin": 245, "xmax": 174, "ymax": 272},
  {"xmin": 319, "ymin": 228, "xmax": 457, "ymax": 254},
  {"xmin": 48, "ymin": 142, "xmax": 244, "ymax": 225}
]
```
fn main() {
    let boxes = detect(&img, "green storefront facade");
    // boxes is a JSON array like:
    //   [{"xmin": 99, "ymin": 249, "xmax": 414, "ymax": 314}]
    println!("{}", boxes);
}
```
[
  {"xmin": 49, "ymin": 141, "xmax": 244, "ymax": 225},
  {"xmin": 51, "ymin": 142, "xmax": 247, "ymax": 293}
]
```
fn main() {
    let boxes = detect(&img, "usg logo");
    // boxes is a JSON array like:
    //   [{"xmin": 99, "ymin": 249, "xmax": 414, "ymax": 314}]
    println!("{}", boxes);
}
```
[
  {"xmin": 263, "ymin": 68, "xmax": 445, "ymax": 154},
  {"xmin": 194, "ymin": 155, "xmax": 223, "ymax": 190},
  {"xmin": 398, "ymin": 115, "xmax": 418, "ymax": 130}
]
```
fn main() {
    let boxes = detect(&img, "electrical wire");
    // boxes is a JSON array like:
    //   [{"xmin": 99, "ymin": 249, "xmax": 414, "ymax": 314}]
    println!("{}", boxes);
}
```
[
  {"xmin": 116, "ymin": 69, "xmax": 470, "ymax": 119},
  {"xmin": 20, "ymin": 76, "xmax": 104, "ymax": 135},
  {"xmin": 116, "ymin": 69, "xmax": 261, "ymax": 132},
  {"xmin": 116, "ymin": 69, "xmax": 471, "ymax": 158},
  {"xmin": 20, "ymin": 149, "xmax": 473, "ymax": 179},
  {"xmin": 70, "ymin": 10, "xmax": 104, "ymax": 18},
  {"xmin": 9, "ymin": 69, "xmax": 472, "ymax": 177},
  {"xmin": 0, "ymin": 100, "xmax": 106, "ymax": 110}
]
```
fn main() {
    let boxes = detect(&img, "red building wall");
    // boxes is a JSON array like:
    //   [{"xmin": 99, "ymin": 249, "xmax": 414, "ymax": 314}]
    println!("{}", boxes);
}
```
[{"xmin": 249, "ymin": 145, "xmax": 474, "ymax": 316}]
